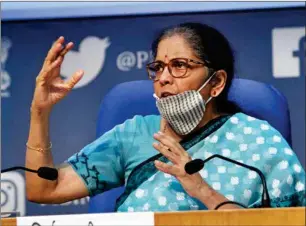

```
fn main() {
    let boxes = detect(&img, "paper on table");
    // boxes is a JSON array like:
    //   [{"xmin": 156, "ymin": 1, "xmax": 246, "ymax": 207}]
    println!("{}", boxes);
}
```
[{"xmin": 17, "ymin": 212, "xmax": 154, "ymax": 226}]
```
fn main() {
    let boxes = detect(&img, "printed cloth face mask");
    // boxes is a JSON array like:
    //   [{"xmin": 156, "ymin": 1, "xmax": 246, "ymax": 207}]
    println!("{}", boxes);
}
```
[{"xmin": 153, "ymin": 72, "xmax": 216, "ymax": 135}]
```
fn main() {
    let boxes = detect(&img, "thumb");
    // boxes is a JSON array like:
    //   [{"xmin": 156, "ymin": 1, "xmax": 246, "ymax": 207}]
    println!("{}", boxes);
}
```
[{"xmin": 66, "ymin": 70, "xmax": 84, "ymax": 89}]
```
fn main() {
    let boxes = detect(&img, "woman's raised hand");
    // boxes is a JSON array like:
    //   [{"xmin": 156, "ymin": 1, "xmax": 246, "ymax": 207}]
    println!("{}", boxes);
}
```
[{"xmin": 31, "ymin": 36, "xmax": 84, "ymax": 112}]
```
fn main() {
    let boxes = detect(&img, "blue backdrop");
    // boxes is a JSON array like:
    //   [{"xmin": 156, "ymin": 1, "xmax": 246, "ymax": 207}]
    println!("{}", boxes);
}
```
[{"xmin": 1, "ymin": 7, "xmax": 305, "ymax": 216}]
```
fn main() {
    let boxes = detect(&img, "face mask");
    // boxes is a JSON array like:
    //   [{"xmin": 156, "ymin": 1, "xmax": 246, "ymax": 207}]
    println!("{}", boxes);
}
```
[{"xmin": 153, "ymin": 72, "xmax": 216, "ymax": 135}]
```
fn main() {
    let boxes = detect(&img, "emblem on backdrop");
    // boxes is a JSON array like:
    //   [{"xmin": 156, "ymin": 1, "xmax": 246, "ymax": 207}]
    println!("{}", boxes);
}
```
[{"xmin": 1, "ymin": 37, "xmax": 12, "ymax": 97}]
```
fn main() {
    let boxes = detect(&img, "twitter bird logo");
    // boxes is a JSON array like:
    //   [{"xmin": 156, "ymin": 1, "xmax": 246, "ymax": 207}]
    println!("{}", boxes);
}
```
[{"xmin": 61, "ymin": 36, "xmax": 110, "ymax": 88}]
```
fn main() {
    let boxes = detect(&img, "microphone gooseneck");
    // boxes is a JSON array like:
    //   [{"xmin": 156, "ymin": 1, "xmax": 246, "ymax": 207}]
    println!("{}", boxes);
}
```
[{"xmin": 185, "ymin": 154, "xmax": 271, "ymax": 208}]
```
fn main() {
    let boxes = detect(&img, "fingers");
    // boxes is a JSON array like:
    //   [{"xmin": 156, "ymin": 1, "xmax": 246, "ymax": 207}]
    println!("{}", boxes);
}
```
[
  {"xmin": 44, "ymin": 36, "xmax": 65, "ymax": 66},
  {"xmin": 44, "ymin": 37, "xmax": 74, "ymax": 67},
  {"xmin": 59, "ymin": 42, "xmax": 74, "ymax": 57},
  {"xmin": 153, "ymin": 142, "xmax": 178, "ymax": 164},
  {"xmin": 38, "ymin": 38, "xmax": 74, "ymax": 83},
  {"xmin": 47, "ymin": 40, "xmax": 72, "ymax": 81},
  {"xmin": 38, "ymin": 56, "xmax": 64, "ymax": 83},
  {"xmin": 153, "ymin": 132, "xmax": 186, "ymax": 156},
  {"xmin": 154, "ymin": 160, "xmax": 180, "ymax": 175}
]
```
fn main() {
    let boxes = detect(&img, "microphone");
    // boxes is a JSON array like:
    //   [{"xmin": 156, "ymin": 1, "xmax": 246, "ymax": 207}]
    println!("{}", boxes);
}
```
[
  {"xmin": 1, "ymin": 166, "xmax": 58, "ymax": 181},
  {"xmin": 185, "ymin": 154, "xmax": 271, "ymax": 208}
]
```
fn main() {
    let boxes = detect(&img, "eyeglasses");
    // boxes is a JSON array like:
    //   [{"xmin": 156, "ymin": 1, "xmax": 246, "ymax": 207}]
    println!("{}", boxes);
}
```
[{"xmin": 146, "ymin": 58, "xmax": 209, "ymax": 81}]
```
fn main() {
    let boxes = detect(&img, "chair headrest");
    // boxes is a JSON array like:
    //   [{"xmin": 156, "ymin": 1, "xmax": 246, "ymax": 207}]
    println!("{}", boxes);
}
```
[{"xmin": 97, "ymin": 78, "xmax": 291, "ymax": 146}]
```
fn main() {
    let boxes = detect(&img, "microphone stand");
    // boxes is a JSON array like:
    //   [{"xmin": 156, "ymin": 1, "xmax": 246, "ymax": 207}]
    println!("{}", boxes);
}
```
[
  {"xmin": 185, "ymin": 154, "xmax": 271, "ymax": 208},
  {"xmin": 2, "ymin": 166, "xmax": 37, "ymax": 173},
  {"xmin": 1, "ymin": 166, "xmax": 58, "ymax": 181}
]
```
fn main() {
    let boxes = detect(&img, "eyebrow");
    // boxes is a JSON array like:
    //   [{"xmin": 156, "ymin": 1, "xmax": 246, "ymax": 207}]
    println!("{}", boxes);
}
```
[
  {"xmin": 155, "ymin": 53, "xmax": 198, "ymax": 61},
  {"xmin": 154, "ymin": 57, "xmax": 189, "ymax": 62}
]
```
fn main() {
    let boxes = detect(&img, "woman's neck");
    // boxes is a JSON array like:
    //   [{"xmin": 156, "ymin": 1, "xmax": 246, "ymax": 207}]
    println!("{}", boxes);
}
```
[{"xmin": 161, "ymin": 108, "xmax": 224, "ymax": 142}]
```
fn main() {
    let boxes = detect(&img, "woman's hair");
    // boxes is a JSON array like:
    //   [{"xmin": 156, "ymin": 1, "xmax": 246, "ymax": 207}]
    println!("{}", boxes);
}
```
[{"xmin": 151, "ymin": 22, "xmax": 241, "ymax": 114}]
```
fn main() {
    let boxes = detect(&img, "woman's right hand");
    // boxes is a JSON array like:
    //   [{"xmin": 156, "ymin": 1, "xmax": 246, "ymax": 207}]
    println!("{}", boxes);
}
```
[{"xmin": 31, "ymin": 36, "xmax": 84, "ymax": 113}]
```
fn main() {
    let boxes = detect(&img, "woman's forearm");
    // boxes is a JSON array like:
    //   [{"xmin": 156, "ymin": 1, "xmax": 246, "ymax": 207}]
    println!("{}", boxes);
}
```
[
  {"xmin": 25, "ymin": 106, "xmax": 57, "ymax": 201},
  {"xmin": 195, "ymin": 181, "xmax": 242, "ymax": 210}
]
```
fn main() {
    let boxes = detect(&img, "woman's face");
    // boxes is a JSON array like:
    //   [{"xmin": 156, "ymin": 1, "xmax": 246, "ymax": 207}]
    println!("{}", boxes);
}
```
[{"xmin": 153, "ymin": 35, "xmax": 211, "ymax": 99}]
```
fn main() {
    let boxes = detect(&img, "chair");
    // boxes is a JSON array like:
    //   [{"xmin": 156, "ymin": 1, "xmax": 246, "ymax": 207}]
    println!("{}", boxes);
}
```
[{"xmin": 88, "ymin": 78, "xmax": 292, "ymax": 213}]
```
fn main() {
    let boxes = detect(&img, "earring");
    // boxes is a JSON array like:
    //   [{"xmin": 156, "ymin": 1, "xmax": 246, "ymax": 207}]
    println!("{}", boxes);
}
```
[{"xmin": 212, "ymin": 91, "xmax": 217, "ymax": 97}]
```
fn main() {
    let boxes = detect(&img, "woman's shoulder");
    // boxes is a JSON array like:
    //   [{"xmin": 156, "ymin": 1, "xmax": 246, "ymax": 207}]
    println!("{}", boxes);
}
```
[
  {"xmin": 226, "ymin": 112, "xmax": 290, "ymax": 146},
  {"xmin": 117, "ymin": 114, "xmax": 161, "ymax": 133},
  {"xmin": 230, "ymin": 112, "xmax": 269, "ymax": 124},
  {"xmin": 226, "ymin": 113, "xmax": 304, "ymax": 174},
  {"xmin": 230, "ymin": 112, "xmax": 279, "ymax": 133},
  {"xmin": 123, "ymin": 114, "xmax": 160, "ymax": 126}
]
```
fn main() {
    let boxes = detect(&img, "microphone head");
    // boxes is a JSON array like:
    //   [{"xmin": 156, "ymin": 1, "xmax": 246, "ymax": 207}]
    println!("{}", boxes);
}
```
[
  {"xmin": 185, "ymin": 159, "xmax": 204, "ymax": 175},
  {"xmin": 37, "ymin": 167, "xmax": 58, "ymax": 181}
]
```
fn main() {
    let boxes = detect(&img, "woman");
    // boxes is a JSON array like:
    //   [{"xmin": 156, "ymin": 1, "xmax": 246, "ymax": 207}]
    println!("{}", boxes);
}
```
[{"xmin": 25, "ymin": 23, "xmax": 305, "ymax": 212}]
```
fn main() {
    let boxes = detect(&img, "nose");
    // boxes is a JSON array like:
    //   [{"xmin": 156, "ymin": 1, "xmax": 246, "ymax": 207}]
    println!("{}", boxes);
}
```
[{"xmin": 158, "ymin": 66, "xmax": 173, "ymax": 86}]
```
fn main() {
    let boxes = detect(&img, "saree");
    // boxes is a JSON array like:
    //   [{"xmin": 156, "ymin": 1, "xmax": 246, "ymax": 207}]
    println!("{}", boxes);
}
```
[
  {"xmin": 115, "ymin": 113, "xmax": 305, "ymax": 212},
  {"xmin": 67, "ymin": 112, "xmax": 305, "ymax": 212}
]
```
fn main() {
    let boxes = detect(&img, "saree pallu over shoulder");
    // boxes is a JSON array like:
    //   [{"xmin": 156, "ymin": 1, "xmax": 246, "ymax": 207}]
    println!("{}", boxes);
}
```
[
  {"xmin": 116, "ymin": 113, "xmax": 305, "ymax": 212},
  {"xmin": 115, "ymin": 115, "xmax": 232, "ymax": 211}
]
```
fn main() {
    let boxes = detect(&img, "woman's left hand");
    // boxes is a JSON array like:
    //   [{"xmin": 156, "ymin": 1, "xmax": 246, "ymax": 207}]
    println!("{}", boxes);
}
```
[{"xmin": 153, "ymin": 131, "xmax": 206, "ymax": 198}]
